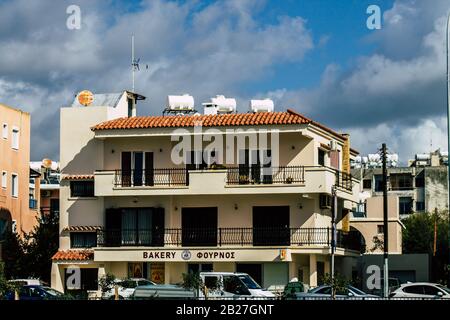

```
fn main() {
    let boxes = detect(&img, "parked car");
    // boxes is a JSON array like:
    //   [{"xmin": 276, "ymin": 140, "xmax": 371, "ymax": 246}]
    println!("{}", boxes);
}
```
[
  {"xmin": 5, "ymin": 285, "xmax": 67, "ymax": 300},
  {"xmin": 133, "ymin": 272, "xmax": 276, "ymax": 299},
  {"xmin": 8, "ymin": 279, "xmax": 46, "ymax": 286},
  {"xmin": 390, "ymin": 282, "xmax": 450, "ymax": 299},
  {"xmin": 295, "ymin": 285, "xmax": 380, "ymax": 300},
  {"xmin": 103, "ymin": 278, "xmax": 156, "ymax": 300}
]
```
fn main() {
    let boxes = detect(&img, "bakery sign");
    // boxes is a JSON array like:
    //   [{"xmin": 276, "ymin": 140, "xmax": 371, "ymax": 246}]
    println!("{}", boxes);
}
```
[
  {"xmin": 142, "ymin": 250, "xmax": 237, "ymax": 261},
  {"xmin": 94, "ymin": 248, "xmax": 287, "ymax": 262}
]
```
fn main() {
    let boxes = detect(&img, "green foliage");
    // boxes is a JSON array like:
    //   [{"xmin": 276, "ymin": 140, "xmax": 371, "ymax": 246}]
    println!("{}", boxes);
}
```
[
  {"xmin": 1, "ymin": 210, "xmax": 59, "ymax": 283},
  {"xmin": 1, "ymin": 230, "xmax": 26, "ymax": 279},
  {"xmin": 98, "ymin": 273, "xmax": 116, "ymax": 294},
  {"xmin": 181, "ymin": 272, "xmax": 204, "ymax": 292},
  {"xmin": 319, "ymin": 273, "xmax": 350, "ymax": 296},
  {"xmin": 402, "ymin": 211, "xmax": 449, "ymax": 285}
]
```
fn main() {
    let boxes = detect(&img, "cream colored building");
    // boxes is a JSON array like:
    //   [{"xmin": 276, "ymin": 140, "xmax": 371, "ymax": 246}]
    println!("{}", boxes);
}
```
[
  {"xmin": 51, "ymin": 91, "xmax": 363, "ymax": 294},
  {"xmin": 350, "ymin": 195, "xmax": 403, "ymax": 254}
]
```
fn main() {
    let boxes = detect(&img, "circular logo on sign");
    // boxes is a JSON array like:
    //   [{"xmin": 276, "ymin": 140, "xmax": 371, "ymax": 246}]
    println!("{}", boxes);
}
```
[{"xmin": 181, "ymin": 250, "xmax": 191, "ymax": 261}]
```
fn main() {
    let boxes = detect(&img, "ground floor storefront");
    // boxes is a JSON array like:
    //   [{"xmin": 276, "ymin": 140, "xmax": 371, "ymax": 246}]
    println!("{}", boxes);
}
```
[{"xmin": 51, "ymin": 249, "xmax": 358, "ymax": 295}]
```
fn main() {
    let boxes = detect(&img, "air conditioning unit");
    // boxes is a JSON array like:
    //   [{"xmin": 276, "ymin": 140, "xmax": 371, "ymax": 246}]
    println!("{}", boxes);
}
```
[
  {"xmin": 42, "ymin": 190, "xmax": 52, "ymax": 198},
  {"xmin": 329, "ymin": 140, "xmax": 338, "ymax": 151},
  {"xmin": 319, "ymin": 194, "xmax": 332, "ymax": 209}
]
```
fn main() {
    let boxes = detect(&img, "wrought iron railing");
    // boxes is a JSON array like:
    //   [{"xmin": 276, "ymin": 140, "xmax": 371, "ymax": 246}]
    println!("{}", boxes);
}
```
[
  {"xmin": 96, "ymin": 227, "xmax": 362, "ymax": 251},
  {"xmin": 226, "ymin": 166, "xmax": 305, "ymax": 185},
  {"xmin": 334, "ymin": 170, "xmax": 353, "ymax": 191},
  {"xmin": 114, "ymin": 169, "xmax": 189, "ymax": 187}
]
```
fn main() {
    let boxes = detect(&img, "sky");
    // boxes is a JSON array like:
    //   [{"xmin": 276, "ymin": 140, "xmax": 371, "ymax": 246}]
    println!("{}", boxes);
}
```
[{"xmin": 0, "ymin": 0, "xmax": 449, "ymax": 163}]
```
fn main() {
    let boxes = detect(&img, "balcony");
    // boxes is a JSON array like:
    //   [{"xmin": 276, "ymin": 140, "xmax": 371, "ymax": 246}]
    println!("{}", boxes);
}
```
[
  {"xmin": 94, "ymin": 166, "xmax": 356, "ymax": 200},
  {"xmin": 96, "ymin": 227, "xmax": 362, "ymax": 252},
  {"xmin": 113, "ymin": 168, "xmax": 188, "ymax": 187}
]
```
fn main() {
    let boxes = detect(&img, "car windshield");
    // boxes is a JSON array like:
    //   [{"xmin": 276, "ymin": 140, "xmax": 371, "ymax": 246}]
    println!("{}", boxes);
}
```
[
  {"xmin": 436, "ymin": 285, "xmax": 450, "ymax": 294},
  {"xmin": 41, "ymin": 287, "xmax": 63, "ymax": 296},
  {"xmin": 349, "ymin": 286, "xmax": 367, "ymax": 295},
  {"xmin": 237, "ymin": 275, "xmax": 261, "ymax": 289}
]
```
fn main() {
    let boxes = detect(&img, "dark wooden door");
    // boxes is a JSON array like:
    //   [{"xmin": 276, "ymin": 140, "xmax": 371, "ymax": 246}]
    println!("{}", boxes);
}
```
[
  {"xmin": 253, "ymin": 206, "xmax": 290, "ymax": 246},
  {"xmin": 182, "ymin": 207, "xmax": 218, "ymax": 246}
]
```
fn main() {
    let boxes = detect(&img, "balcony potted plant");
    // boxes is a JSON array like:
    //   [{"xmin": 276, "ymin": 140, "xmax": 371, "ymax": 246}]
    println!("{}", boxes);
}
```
[
  {"xmin": 239, "ymin": 175, "xmax": 249, "ymax": 184},
  {"xmin": 285, "ymin": 176, "xmax": 294, "ymax": 184}
]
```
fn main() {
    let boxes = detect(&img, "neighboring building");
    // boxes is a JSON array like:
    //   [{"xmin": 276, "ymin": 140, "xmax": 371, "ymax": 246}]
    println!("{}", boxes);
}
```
[
  {"xmin": 352, "ymin": 149, "xmax": 448, "ymax": 219},
  {"xmin": 51, "ymin": 91, "xmax": 363, "ymax": 295},
  {"xmin": 350, "ymin": 195, "xmax": 403, "ymax": 254},
  {"xmin": 0, "ymin": 103, "xmax": 36, "ymax": 241},
  {"xmin": 30, "ymin": 159, "xmax": 60, "ymax": 217}
]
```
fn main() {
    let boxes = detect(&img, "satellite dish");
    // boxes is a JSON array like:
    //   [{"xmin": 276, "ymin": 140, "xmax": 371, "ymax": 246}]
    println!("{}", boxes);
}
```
[{"xmin": 77, "ymin": 90, "xmax": 94, "ymax": 106}]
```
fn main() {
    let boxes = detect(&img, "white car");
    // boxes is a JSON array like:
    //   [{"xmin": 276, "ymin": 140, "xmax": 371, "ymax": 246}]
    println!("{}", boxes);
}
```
[
  {"xmin": 390, "ymin": 282, "xmax": 450, "ymax": 299},
  {"xmin": 103, "ymin": 278, "xmax": 156, "ymax": 300},
  {"xmin": 8, "ymin": 279, "xmax": 45, "ymax": 286}
]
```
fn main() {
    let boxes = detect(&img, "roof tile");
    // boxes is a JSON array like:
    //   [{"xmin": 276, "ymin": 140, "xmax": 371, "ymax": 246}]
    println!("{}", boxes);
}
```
[{"xmin": 52, "ymin": 250, "xmax": 94, "ymax": 261}]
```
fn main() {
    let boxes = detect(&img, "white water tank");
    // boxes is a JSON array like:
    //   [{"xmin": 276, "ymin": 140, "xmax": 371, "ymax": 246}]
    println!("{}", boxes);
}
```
[
  {"xmin": 203, "ymin": 95, "xmax": 236, "ymax": 115},
  {"xmin": 416, "ymin": 153, "xmax": 430, "ymax": 161},
  {"xmin": 249, "ymin": 99, "xmax": 274, "ymax": 113},
  {"xmin": 167, "ymin": 94, "xmax": 195, "ymax": 111}
]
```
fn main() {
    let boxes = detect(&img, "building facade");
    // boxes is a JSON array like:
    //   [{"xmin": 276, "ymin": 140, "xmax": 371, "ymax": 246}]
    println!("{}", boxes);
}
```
[
  {"xmin": 51, "ymin": 91, "xmax": 363, "ymax": 294},
  {"xmin": 0, "ymin": 103, "xmax": 36, "ymax": 241}
]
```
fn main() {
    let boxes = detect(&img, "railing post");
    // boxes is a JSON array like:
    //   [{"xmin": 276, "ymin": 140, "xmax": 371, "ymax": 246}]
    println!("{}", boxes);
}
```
[
  {"xmin": 219, "ymin": 228, "xmax": 222, "ymax": 247},
  {"xmin": 327, "ymin": 227, "xmax": 330, "ymax": 246}
]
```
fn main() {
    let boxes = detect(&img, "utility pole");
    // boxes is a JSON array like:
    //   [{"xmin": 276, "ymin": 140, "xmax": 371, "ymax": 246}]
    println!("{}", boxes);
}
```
[
  {"xmin": 381, "ymin": 143, "xmax": 389, "ymax": 298},
  {"xmin": 446, "ymin": 11, "xmax": 450, "ymax": 289},
  {"xmin": 331, "ymin": 185, "xmax": 337, "ymax": 299}
]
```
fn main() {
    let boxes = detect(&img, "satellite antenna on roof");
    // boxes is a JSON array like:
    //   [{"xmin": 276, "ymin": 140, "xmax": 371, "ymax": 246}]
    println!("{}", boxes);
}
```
[{"xmin": 131, "ymin": 34, "xmax": 149, "ymax": 93}]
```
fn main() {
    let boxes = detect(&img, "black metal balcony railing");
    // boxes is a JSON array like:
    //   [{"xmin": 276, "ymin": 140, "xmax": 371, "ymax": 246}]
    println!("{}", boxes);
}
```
[
  {"xmin": 114, "ymin": 169, "xmax": 189, "ymax": 187},
  {"xmin": 226, "ymin": 166, "xmax": 305, "ymax": 185},
  {"xmin": 96, "ymin": 227, "xmax": 362, "ymax": 251},
  {"xmin": 335, "ymin": 171, "xmax": 353, "ymax": 191}
]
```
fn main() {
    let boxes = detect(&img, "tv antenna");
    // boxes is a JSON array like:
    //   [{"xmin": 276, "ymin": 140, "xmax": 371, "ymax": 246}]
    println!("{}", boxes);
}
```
[{"xmin": 131, "ymin": 34, "xmax": 149, "ymax": 92}]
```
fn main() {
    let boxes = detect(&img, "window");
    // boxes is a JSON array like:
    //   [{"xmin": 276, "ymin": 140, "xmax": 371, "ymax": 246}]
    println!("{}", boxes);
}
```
[
  {"xmin": 374, "ymin": 175, "xmax": 383, "ymax": 192},
  {"xmin": 416, "ymin": 201, "xmax": 425, "ymax": 212},
  {"xmin": 70, "ymin": 181, "xmax": 94, "ymax": 197},
  {"xmin": 11, "ymin": 128, "xmax": 19, "ymax": 150},
  {"xmin": 11, "ymin": 174, "xmax": 18, "ymax": 197},
  {"xmin": 185, "ymin": 151, "xmax": 207, "ymax": 170},
  {"xmin": 70, "ymin": 232, "xmax": 97, "ymax": 248},
  {"xmin": 423, "ymin": 285, "xmax": 441, "ymax": 296},
  {"xmin": 2, "ymin": 123, "xmax": 7, "ymax": 139},
  {"xmin": 65, "ymin": 268, "xmax": 98, "ymax": 292},
  {"xmin": 204, "ymin": 276, "xmax": 220, "ymax": 290},
  {"xmin": 399, "ymin": 197, "xmax": 413, "ymax": 215},
  {"xmin": 319, "ymin": 194, "xmax": 332, "ymax": 209},
  {"xmin": 1, "ymin": 171, "xmax": 6, "ymax": 189},
  {"xmin": 390, "ymin": 174, "xmax": 413, "ymax": 190},
  {"xmin": 377, "ymin": 225, "xmax": 384, "ymax": 234},
  {"xmin": 363, "ymin": 179, "xmax": 372, "ymax": 189},
  {"xmin": 415, "ymin": 174, "xmax": 424, "ymax": 188},
  {"xmin": 403, "ymin": 285, "xmax": 424, "ymax": 294},
  {"xmin": 318, "ymin": 149, "xmax": 325, "ymax": 166}
]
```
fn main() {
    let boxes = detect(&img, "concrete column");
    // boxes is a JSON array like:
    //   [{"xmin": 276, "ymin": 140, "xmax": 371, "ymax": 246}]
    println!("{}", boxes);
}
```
[
  {"xmin": 288, "ymin": 261, "xmax": 297, "ymax": 281},
  {"xmin": 51, "ymin": 263, "xmax": 64, "ymax": 292},
  {"xmin": 309, "ymin": 254, "xmax": 317, "ymax": 287},
  {"xmin": 324, "ymin": 258, "xmax": 330, "ymax": 275}
]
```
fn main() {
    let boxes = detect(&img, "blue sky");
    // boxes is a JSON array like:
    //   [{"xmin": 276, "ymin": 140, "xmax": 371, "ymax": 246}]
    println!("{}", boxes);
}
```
[{"xmin": 0, "ymin": 0, "xmax": 448, "ymax": 162}]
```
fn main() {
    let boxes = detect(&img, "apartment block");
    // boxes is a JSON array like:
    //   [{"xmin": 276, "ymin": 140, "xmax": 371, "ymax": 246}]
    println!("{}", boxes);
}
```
[{"xmin": 51, "ymin": 91, "xmax": 363, "ymax": 295}]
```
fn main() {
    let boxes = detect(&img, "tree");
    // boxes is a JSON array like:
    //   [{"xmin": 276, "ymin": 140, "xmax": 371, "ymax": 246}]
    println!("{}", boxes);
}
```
[
  {"xmin": 402, "ymin": 211, "xmax": 449, "ymax": 285},
  {"xmin": 22, "ymin": 210, "xmax": 59, "ymax": 284},
  {"xmin": 98, "ymin": 273, "xmax": 116, "ymax": 296},
  {"xmin": 1, "ymin": 230, "xmax": 26, "ymax": 279},
  {"xmin": 319, "ymin": 273, "xmax": 350, "ymax": 298},
  {"xmin": 182, "ymin": 272, "xmax": 203, "ymax": 298}
]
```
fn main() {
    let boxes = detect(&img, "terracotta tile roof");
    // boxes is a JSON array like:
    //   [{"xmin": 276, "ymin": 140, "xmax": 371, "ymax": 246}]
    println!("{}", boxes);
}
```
[
  {"xmin": 52, "ymin": 249, "xmax": 94, "ymax": 261},
  {"xmin": 62, "ymin": 174, "xmax": 94, "ymax": 180},
  {"xmin": 91, "ymin": 110, "xmax": 312, "ymax": 131},
  {"xmin": 62, "ymin": 226, "xmax": 102, "ymax": 232}
]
